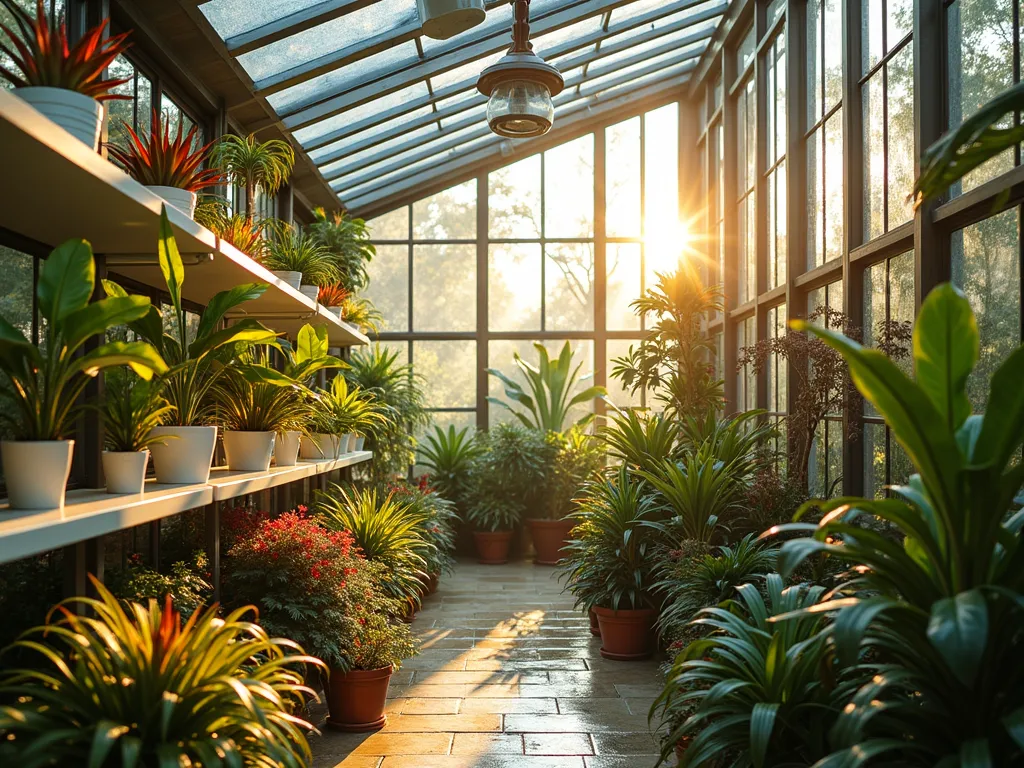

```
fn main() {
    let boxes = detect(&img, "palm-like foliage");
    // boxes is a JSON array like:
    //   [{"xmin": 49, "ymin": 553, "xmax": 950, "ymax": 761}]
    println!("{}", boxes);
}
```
[
  {"xmin": 774, "ymin": 283, "xmax": 1024, "ymax": 766},
  {"xmin": 104, "ymin": 208, "xmax": 279, "ymax": 426},
  {"xmin": 680, "ymin": 409, "xmax": 777, "ymax": 481},
  {"xmin": 310, "ymin": 374, "xmax": 389, "ymax": 436},
  {"xmin": 102, "ymin": 370, "xmax": 174, "ymax": 452},
  {"xmin": 264, "ymin": 221, "xmax": 340, "ymax": 287},
  {"xmin": 487, "ymin": 341, "xmax": 605, "ymax": 432},
  {"xmin": 611, "ymin": 261, "xmax": 724, "ymax": 419},
  {"xmin": 316, "ymin": 484, "xmax": 434, "ymax": 606},
  {"xmin": 317, "ymin": 283, "xmax": 349, "ymax": 307},
  {"xmin": 0, "ymin": 0, "xmax": 130, "ymax": 99},
  {"xmin": 418, "ymin": 424, "xmax": 481, "ymax": 511},
  {"xmin": 638, "ymin": 456, "xmax": 747, "ymax": 543},
  {"xmin": 280, "ymin": 323, "xmax": 345, "ymax": 386},
  {"xmin": 212, "ymin": 361, "xmax": 306, "ymax": 433},
  {"xmin": 307, "ymin": 208, "xmax": 376, "ymax": 293},
  {"xmin": 561, "ymin": 465, "xmax": 663, "ymax": 610},
  {"xmin": 600, "ymin": 408, "xmax": 681, "ymax": 472},
  {"xmin": 211, "ymin": 133, "xmax": 294, "ymax": 222},
  {"xmin": 0, "ymin": 578, "xmax": 322, "ymax": 768},
  {"xmin": 0, "ymin": 239, "xmax": 165, "ymax": 440},
  {"xmin": 106, "ymin": 109, "xmax": 224, "ymax": 192},
  {"xmin": 654, "ymin": 575, "xmax": 837, "ymax": 767}
]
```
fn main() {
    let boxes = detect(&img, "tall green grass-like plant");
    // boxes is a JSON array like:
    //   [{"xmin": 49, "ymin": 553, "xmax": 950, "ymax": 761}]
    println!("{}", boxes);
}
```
[
  {"xmin": 0, "ymin": 578, "xmax": 321, "ymax": 768},
  {"xmin": 638, "ymin": 456, "xmax": 746, "ymax": 543},
  {"xmin": 487, "ymin": 341, "xmax": 605, "ymax": 432},
  {"xmin": 102, "ymin": 371, "xmax": 174, "ymax": 452},
  {"xmin": 265, "ymin": 221, "xmax": 340, "ymax": 288},
  {"xmin": 774, "ymin": 283, "xmax": 1024, "ymax": 766},
  {"xmin": 654, "ymin": 575, "xmax": 838, "ymax": 767},
  {"xmin": 418, "ymin": 425, "xmax": 481, "ymax": 512},
  {"xmin": 307, "ymin": 208, "xmax": 376, "ymax": 293},
  {"xmin": 600, "ymin": 408, "xmax": 681, "ymax": 472}
]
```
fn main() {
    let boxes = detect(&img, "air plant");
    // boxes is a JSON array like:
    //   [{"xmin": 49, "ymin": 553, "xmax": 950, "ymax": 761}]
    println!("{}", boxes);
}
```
[
  {"xmin": 106, "ymin": 109, "xmax": 224, "ymax": 192},
  {"xmin": 0, "ymin": 0, "xmax": 131, "ymax": 99},
  {"xmin": 317, "ymin": 283, "xmax": 349, "ymax": 308}
]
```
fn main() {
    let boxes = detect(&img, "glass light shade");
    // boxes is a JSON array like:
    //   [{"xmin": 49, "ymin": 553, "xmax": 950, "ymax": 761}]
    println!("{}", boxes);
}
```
[{"xmin": 485, "ymin": 79, "xmax": 555, "ymax": 138}]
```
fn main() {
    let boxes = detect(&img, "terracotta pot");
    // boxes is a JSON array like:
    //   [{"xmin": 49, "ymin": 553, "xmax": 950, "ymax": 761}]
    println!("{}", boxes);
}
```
[
  {"xmin": 326, "ymin": 665, "xmax": 392, "ymax": 732},
  {"xmin": 593, "ymin": 606, "xmax": 656, "ymax": 660},
  {"xmin": 588, "ymin": 607, "xmax": 601, "ymax": 637},
  {"xmin": 427, "ymin": 572, "xmax": 439, "ymax": 594},
  {"xmin": 474, "ymin": 530, "xmax": 513, "ymax": 564},
  {"xmin": 526, "ymin": 517, "xmax": 574, "ymax": 565}
]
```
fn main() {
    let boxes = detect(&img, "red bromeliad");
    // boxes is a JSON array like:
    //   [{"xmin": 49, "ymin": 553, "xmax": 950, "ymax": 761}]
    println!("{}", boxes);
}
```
[
  {"xmin": 107, "ymin": 109, "xmax": 225, "ymax": 192},
  {"xmin": 317, "ymin": 283, "xmax": 350, "ymax": 308},
  {"xmin": 0, "ymin": 0, "xmax": 131, "ymax": 99}
]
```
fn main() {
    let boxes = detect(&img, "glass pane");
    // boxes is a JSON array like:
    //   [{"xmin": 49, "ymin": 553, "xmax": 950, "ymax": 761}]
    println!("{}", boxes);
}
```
[
  {"xmin": 607, "ymin": 243, "xmax": 642, "ymax": 331},
  {"xmin": 767, "ymin": 0, "xmax": 785, "ymax": 26},
  {"xmin": 864, "ymin": 421, "xmax": 887, "ymax": 498},
  {"xmin": 413, "ymin": 181, "xmax": 476, "ymax": 240},
  {"xmin": 767, "ymin": 36, "xmax": 787, "ymax": 165},
  {"xmin": 806, "ymin": 0, "xmax": 822, "ymax": 123},
  {"xmin": 644, "ymin": 103, "xmax": 679, "ymax": 240},
  {"xmin": 544, "ymin": 135, "xmax": 595, "ymax": 238},
  {"xmin": 768, "ymin": 163, "xmax": 787, "ymax": 289},
  {"xmin": 738, "ymin": 194, "xmax": 755, "ymax": 303},
  {"xmin": 489, "ymin": 155, "xmax": 542, "ymax": 239},
  {"xmin": 888, "ymin": 0, "xmax": 914, "ymax": 44},
  {"xmin": 887, "ymin": 43, "xmax": 915, "ymax": 230},
  {"xmin": 367, "ymin": 208, "xmax": 408, "ymax": 240},
  {"xmin": 951, "ymin": 209, "xmax": 1021, "ymax": 411},
  {"xmin": 824, "ymin": 0, "xmax": 843, "ymax": 110},
  {"xmin": 606, "ymin": 339, "xmax": 643, "ymax": 410},
  {"xmin": 737, "ymin": 25, "xmax": 756, "ymax": 71},
  {"xmin": 863, "ymin": 69, "xmax": 885, "ymax": 241},
  {"xmin": 862, "ymin": 0, "xmax": 884, "ymax": 74},
  {"xmin": 862, "ymin": 260, "xmax": 886, "ymax": 417},
  {"xmin": 827, "ymin": 417, "xmax": 844, "ymax": 495},
  {"xmin": 413, "ymin": 244, "xmax": 476, "ymax": 332},
  {"xmin": 545, "ymin": 243, "xmax": 595, "ymax": 331},
  {"xmin": 488, "ymin": 340, "xmax": 595, "ymax": 426},
  {"xmin": 201, "ymin": 0, "xmax": 329, "ymax": 40},
  {"xmin": 489, "ymin": 243, "xmax": 542, "ymax": 332},
  {"xmin": 294, "ymin": 83, "xmax": 430, "ymax": 147},
  {"xmin": 606, "ymin": 117, "xmax": 641, "ymax": 238},
  {"xmin": 824, "ymin": 111, "xmax": 844, "ymax": 261},
  {"xmin": 413, "ymin": 340, "xmax": 476, "ymax": 409},
  {"xmin": 767, "ymin": 304, "xmax": 788, "ymax": 414},
  {"xmin": 365, "ymin": 244, "xmax": 408, "ymax": 332}
]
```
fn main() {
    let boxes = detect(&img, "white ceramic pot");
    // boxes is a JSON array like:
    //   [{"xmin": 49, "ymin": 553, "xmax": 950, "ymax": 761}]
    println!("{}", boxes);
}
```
[
  {"xmin": 273, "ymin": 270, "xmax": 303, "ymax": 291},
  {"xmin": 149, "ymin": 426, "xmax": 217, "ymax": 484},
  {"xmin": 16, "ymin": 87, "xmax": 103, "ymax": 149},
  {"xmin": 417, "ymin": 0, "xmax": 486, "ymax": 39},
  {"xmin": 275, "ymin": 430, "xmax": 302, "ymax": 466},
  {"xmin": 326, "ymin": 305, "xmax": 343, "ymax": 319},
  {"xmin": 1, "ymin": 440, "xmax": 74, "ymax": 510},
  {"xmin": 147, "ymin": 186, "xmax": 197, "ymax": 218},
  {"xmin": 300, "ymin": 433, "xmax": 339, "ymax": 460},
  {"xmin": 339, "ymin": 433, "xmax": 356, "ymax": 453},
  {"xmin": 102, "ymin": 450, "xmax": 150, "ymax": 494},
  {"xmin": 299, "ymin": 284, "xmax": 320, "ymax": 302},
  {"xmin": 223, "ymin": 430, "xmax": 275, "ymax": 472},
  {"xmin": 354, "ymin": 436, "xmax": 366, "ymax": 451}
]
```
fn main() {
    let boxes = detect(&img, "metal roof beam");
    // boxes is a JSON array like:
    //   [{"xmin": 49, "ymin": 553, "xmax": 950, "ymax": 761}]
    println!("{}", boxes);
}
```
[
  {"xmin": 337, "ymin": 57, "xmax": 699, "ymax": 201},
  {"xmin": 343, "ymin": 68, "xmax": 693, "ymax": 213},
  {"xmin": 226, "ymin": 0, "xmax": 380, "ymax": 56},
  {"xmin": 323, "ymin": 32, "xmax": 712, "ymax": 183},
  {"xmin": 284, "ymin": 0, "xmax": 723, "ymax": 129},
  {"xmin": 310, "ymin": 7, "xmax": 720, "ymax": 164}
]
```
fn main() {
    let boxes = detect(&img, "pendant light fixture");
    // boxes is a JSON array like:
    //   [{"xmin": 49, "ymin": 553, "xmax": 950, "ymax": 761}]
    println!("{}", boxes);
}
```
[
  {"xmin": 417, "ymin": 0, "xmax": 486, "ymax": 40},
  {"xmin": 476, "ymin": 0, "xmax": 564, "ymax": 138}
]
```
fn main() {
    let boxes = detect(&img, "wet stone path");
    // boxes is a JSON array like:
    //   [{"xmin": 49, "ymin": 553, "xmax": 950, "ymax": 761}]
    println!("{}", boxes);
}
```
[{"xmin": 308, "ymin": 560, "xmax": 670, "ymax": 768}]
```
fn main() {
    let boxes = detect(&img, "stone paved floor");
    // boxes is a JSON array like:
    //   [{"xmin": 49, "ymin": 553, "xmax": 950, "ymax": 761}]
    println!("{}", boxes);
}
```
[{"xmin": 308, "ymin": 560, "xmax": 670, "ymax": 768}]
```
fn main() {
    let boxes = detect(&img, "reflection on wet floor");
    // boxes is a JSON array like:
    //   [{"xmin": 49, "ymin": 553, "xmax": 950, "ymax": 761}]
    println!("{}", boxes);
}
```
[{"xmin": 308, "ymin": 560, "xmax": 670, "ymax": 768}]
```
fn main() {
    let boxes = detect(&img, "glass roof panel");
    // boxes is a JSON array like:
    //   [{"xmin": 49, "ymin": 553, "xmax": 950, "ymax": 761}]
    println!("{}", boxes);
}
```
[
  {"xmin": 582, "ymin": 48, "xmax": 697, "ymax": 94},
  {"xmin": 321, "ymin": 123, "xmax": 443, "ymax": 177},
  {"xmin": 419, "ymin": 0, "xmax": 575, "ymax": 56},
  {"xmin": 310, "ymin": 105, "xmax": 439, "ymax": 163},
  {"xmin": 292, "ymin": 81, "xmax": 430, "ymax": 146},
  {"xmin": 532, "ymin": 15, "xmax": 605, "ymax": 55},
  {"xmin": 267, "ymin": 40, "xmax": 421, "ymax": 113},
  {"xmin": 236, "ymin": 0, "xmax": 419, "ymax": 81},
  {"xmin": 607, "ymin": 0, "xmax": 673, "ymax": 24},
  {"xmin": 441, "ymin": 104, "xmax": 487, "ymax": 130},
  {"xmin": 435, "ymin": 89, "xmax": 484, "ymax": 112},
  {"xmin": 428, "ymin": 50, "xmax": 505, "ymax": 92},
  {"xmin": 590, "ymin": 27, "xmax": 710, "ymax": 72},
  {"xmin": 200, "ymin": 0, "xmax": 328, "ymax": 41}
]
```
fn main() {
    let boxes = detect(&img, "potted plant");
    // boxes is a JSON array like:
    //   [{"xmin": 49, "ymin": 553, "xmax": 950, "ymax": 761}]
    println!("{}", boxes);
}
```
[
  {"xmin": 561, "ymin": 466, "xmax": 662, "ymax": 660},
  {"xmin": 307, "ymin": 207, "xmax": 376, "ymax": 294},
  {"xmin": 465, "ymin": 423, "xmax": 551, "ymax": 564},
  {"xmin": 101, "ymin": 370, "xmax": 173, "ymax": 494},
  {"xmin": 0, "ymin": 0, "xmax": 130, "ymax": 149},
  {"xmin": 303, "ymin": 376, "xmax": 385, "ymax": 458},
  {"xmin": 194, "ymin": 198, "xmax": 271, "ymax": 259},
  {"xmin": 317, "ymin": 283, "xmax": 349, "ymax": 319},
  {"xmin": 418, "ymin": 424, "xmax": 480, "ymax": 516},
  {"xmin": 527, "ymin": 427, "xmax": 604, "ymax": 565},
  {"xmin": 264, "ymin": 222, "xmax": 340, "ymax": 298},
  {"xmin": 339, "ymin": 295, "xmax": 383, "ymax": 335},
  {"xmin": 391, "ymin": 480, "xmax": 460, "ymax": 593},
  {"xmin": 0, "ymin": 239, "xmax": 165, "ymax": 509},
  {"xmin": 106, "ymin": 109, "xmax": 225, "ymax": 219},
  {"xmin": 104, "ymin": 207, "xmax": 279, "ymax": 484},
  {"xmin": 0, "ymin": 578, "xmax": 321, "ymax": 765},
  {"xmin": 274, "ymin": 324, "xmax": 345, "ymax": 466},
  {"xmin": 211, "ymin": 133, "xmax": 294, "ymax": 223}
]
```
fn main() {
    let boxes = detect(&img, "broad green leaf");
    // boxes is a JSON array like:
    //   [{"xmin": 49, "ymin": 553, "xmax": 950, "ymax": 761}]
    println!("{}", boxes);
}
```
[
  {"xmin": 71, "ymin": 342, "xmax": 168, "ymax": 380},
  {"xmin": 188, "ymin": 319, "xmax": 277, "ymax": 360},
  {"xmin": 749, "ymin": 702, "xmax": 780, "ymax": 768},
  {"xmin": 64, "ymin": 295, "xmax": 153, "ymax": 350},
  {"xmin": 959, "ymin": 738, "xmax": 993, "ymax": 767},
  {"xmin": 974, "ymin": 345, "xmax": 1024, "ymax": 470},
  {"xmin": 157, "ymin": 207, "xmax": 184, "ymax": 314},
  {"xmin": 1003, "ymin": 707, "xmax": 1024, "ymax": 750},
  {"xmin": 0, "ymin": 314, "xmax": 30, "ymax": 345},
  {"xmin": 196, "ymin": 282, "xmax": 267, "ymax": 341},
  {"xmin": 913, "ymin": 283, "xmax": 977, "ymax": 432},
  {"xmin": 87, "ymin": 721, "xmax": 128, "ymax": 767},
  {"xmin": 927, "ymin": 589, "xmax": 988, "ymax": 687},
  {"xmin": 241, "ymin": 364, "xmax": 298, "ymax": 387},
  {"xmin": 295, "ymin": 323, "xmax": 328, "ymax": 364},
  {"xmin": 37, "ymin": 238, "xmax": 94, "ymax": 324}
]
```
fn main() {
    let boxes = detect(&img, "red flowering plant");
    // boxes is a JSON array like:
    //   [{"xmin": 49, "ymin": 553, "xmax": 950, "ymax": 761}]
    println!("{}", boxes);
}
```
[{"xmin": 224, "ymin": 510, "xmax": 416, "ymax": 672}]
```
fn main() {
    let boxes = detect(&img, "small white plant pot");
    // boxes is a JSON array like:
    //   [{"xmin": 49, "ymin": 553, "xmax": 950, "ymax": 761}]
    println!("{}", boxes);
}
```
[
  {"xmin": 339, "ymin": 433, "xmax": 356, "ymax": 453},
  {"xmin": 275, "ymin": 430, "xmax": 302, "ymax": 466},
  {"xmin": 223, "ymin": 430, "xmax": 276, "ymax": 472},
  {"xmin": 16, "ymin": 87, "xmax": 103, "ymax": 149},
  {"xmin": 147, "ymin": 186, "xmax": 197, "ymax": 219},
  {"xmin": 354, "ymin": 436, "xmax": 366, "ymax": 451},
  {"xmin": 1, "ymin": 440, "xmax": 74, "ymax": 510},
  {"xmin": 300, "ymin": 433, "xmax": 338, "ymax": 460},
  {"xmin": 273, "ymin": 270, "xmax": 303, "ymax": 290},
  {"xmin": 149, "ymin": 426, "xmax": 217, "ymax": 484},
  {"xmin": 299, "ymin": 284, "xmax": 320, "ymax": 302},
  {"xmin": 326, "ymin": 305, "xmax": 343, "ymax": 319},
  {"xmin": 102, "ymin": 450, "xmax": 150, "ymax": 495}
]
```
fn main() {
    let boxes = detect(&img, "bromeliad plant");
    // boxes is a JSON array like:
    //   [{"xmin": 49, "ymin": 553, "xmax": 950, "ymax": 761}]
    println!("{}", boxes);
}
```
[
  {"xmin": 106, "ymin": 109, "xmax": 224, "ymax": 192},
  {"xmin": 0, "ymin": 0, "xmax": 131, "ymax": 99},
  {"xmin": 770, "ymin": 283, "xmax": 1024, "ymax": 766},
  {"xmin": 102, "ymin": 370, "xmax": 174, "ymax": 452},
  {"xmin": 0, "ymin": 239, "xmax": 166, "ymax": 441},
  {"xmin": 487, "ymin": 341, "xmax": 606, "ymax": 432},
  {"xmin": 0, "ymin": 578, "xmax": 321, "ymax": 768},
  {"xmin": 317, "ymin": 283, "xmax": 349, "ymax": 308}
]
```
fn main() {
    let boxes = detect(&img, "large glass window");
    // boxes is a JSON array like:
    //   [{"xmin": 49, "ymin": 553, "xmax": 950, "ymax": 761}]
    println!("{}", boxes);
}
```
[
  {"xmin": 767, "ymin": 303, "xmax": 788, "ymax": 461},
  {"xmin": 737, "ymin": 76, "xmax": 756, "ymax": 303},
  {"xmin": 807, "ymin": 279, "xmax": 844, "ymax": 497},
  {"xmin": 736, "ymin": 315, "xmax": 757, "ymax": 411},
  {"xmin": 106, "ymin": 55, "xmax": 154, "ymax": 146},
  {"xmin": 766, "ymin": 32, "xmax": 787, "ymax": 290}
]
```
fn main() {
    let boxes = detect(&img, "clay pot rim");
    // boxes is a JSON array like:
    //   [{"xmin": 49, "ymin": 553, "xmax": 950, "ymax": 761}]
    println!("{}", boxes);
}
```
[
  {"xmin": 330, "ymin": 665, "xmax": 393, "ymax": 681},
  {"xmin": 525, "ymin": 517, "xmax": 574, "ymax": 528},
  {"xmin": 592, "ymin": 606, "xmax": 657, "ymax": 619},
  {"xmin": 473, "ymin": 529, "xmax": 513, "ymax": 537}
]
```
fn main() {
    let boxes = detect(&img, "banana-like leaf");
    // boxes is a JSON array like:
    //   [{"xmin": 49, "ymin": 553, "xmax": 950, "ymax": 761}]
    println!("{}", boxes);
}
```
[
  {"xmin": 974, "ymin": 345, "xmax": 1024, "ymax": 471},
  {"xmin": 37, "ymin": 238, "xmax": 94, "ymax": 323},
  {"xmin": 188, "ymin": 319, "xmax": 277, "ymax": 360},
  {"xmin": 913, "ymin": 283, "xmax": 977, "ymax": 433},
  {"xmin": 71, "ymin": 342, "xmax": 168, "ymax": 380},
  {"xmin": 157, "ymin": 207, "xmax": 184, "ymax": 314},
  {"xmin": 63, "ymin": 295, "xmax": 153, "ymax": 350},
  {"xmin": 196, "ymin": 282, "xmax": 267, "ymax": 341},
  {"xmin": 295, "ymin": 323, "xmax": 328, "ymax": 364}
]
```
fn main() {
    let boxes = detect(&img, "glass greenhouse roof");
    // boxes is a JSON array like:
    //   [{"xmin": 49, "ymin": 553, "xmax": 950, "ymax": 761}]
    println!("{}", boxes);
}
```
[{"xmin": 200, "ymin": 0, "xmax": 727, "ymax": 212}]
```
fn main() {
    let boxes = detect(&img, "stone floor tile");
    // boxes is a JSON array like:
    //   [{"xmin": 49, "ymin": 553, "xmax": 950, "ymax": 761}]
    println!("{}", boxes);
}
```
[
  {"xmin": 519, "ymin": 682, "xmax": 620, "ymax": 698},
  {"xmin": 612, "ymin": 684, "xmax": 665, "ymax": 698},
  {"xmin": 555, "ymin": 698, "xmax": 631, "ymax": 715},
  {"xmin": 459, "ymin": 697, "xmax": 559, "ymax": 714},
  {"xmin": 350, "ymin": 732, "xmax": 452, "ymax": 755},
  {"xmin": 524, "ymin": 732, "xmax": 595, "ymax": 756},
  {"xmin": 413, "ymin": 669, "xmax": 548, "ymax": 685},
  {"xmin": 451, "ymin": 732, "xmax": 525, "ymax": 755},
  {"xmin": 381, "ymin": 713, "xmax": 502, "ymax": 732},
  {"xmin": 397, "ymin": 697, "xmax": 461, "ymax": 715},
  {"xmin": 505, "ymin": 714, "xmax": 652, "ymax": 733},
  {"xmin": 391, "ymin": 683, "xmax": 470, "ymax": 698},
  {"xmin": 311, "ymin": 755, "xmax": 382, "ymax": 768},
  {"xmin": 381, "ymin": 757, "xmax": 586, "ymax": 768},
  {"xmin": 466, "ymin": 659, "xmax": 589, "ymax": 671},
  {"xmin": 624, "ymin": 698, "xmax": 659, "ymax": 716},
  {"xmin": 591, "ymin": 732, "xmax": 660, "ymax": 755},
  {"xmin": 584, "ymin": 757, "xmax": 670, "ymax": 767}
]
